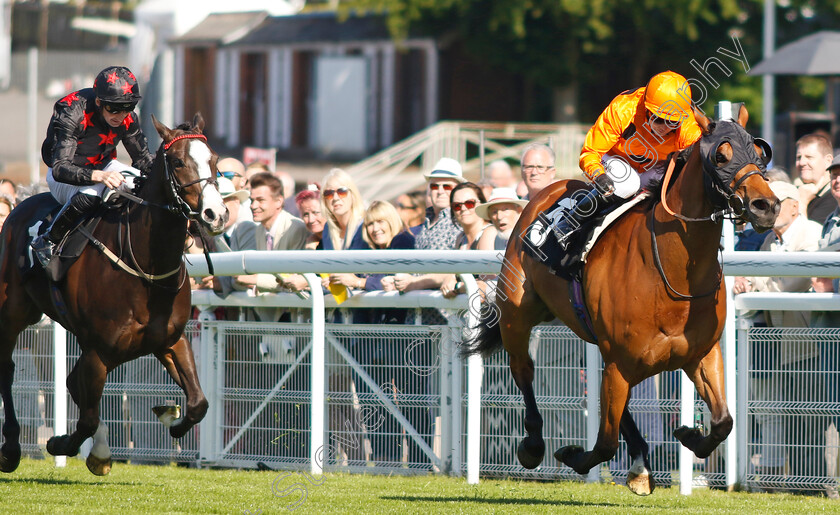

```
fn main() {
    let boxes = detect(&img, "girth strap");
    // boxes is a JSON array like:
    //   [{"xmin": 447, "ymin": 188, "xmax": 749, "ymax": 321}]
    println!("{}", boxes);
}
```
[{"xmin": 77, "ymin": 226, "xmax": 182, "ymax": 282}]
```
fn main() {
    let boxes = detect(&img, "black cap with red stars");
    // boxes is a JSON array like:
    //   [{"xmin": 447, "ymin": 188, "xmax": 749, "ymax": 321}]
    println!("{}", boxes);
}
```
[{"xmin": 93, "ymin": 66, "xmax": 141, "ymax": 104}]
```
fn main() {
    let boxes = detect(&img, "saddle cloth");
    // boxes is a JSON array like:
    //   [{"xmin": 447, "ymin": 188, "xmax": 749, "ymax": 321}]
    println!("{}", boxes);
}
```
[
  {"xmin": 22, "ymin": 199, "xmax": 102, "ymax": 282},
  {"xmin": 521, "ymin": 189, "xmax": 649, "ymax": 282}
]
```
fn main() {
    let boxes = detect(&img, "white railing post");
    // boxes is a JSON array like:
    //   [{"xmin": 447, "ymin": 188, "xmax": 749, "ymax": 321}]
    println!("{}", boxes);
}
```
[
  {"xmin": 450, "ymin": 324, "xmax": 463, "ymax": 476},
  {"xmin": 439, "ymin": 324, "xmax": 453, "ymax": 474},
  {"xmin": 461, "ymin": 274, "xmax": 482, "ymax": 484},
  {"xmin": 679, "ymin": 370, "xmax": 695, "ymax": 495},
  {"xmin": 736, "ymin": 314, "xmax": 752, "ymax": 486},
  {"xmin": 585, "ymin": 344, "xmax": 601, "ymax": 483},
  {"xmin": 722, "ymin": 219, "xmax": 738, "ymax": 489},
  {"xmin": 305, "ymin": 273, "xmax": 326, "ymax": 476},
  {"xmin": 52, "ymin": 320, "xmax": 67, "ymax": 468},
  {"xmin": 197, "ymin": 308, "xmax": 218, "ymax": 464}
]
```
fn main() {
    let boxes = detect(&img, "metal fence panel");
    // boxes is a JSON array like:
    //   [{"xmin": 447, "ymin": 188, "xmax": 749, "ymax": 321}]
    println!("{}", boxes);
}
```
[
  {"xmin": 744, "ymin": 326, "xmax": 840, "ymax": 495},
  {"xmin": 463, "ymin": 324, "xmax": 723, "ymax": 488}
]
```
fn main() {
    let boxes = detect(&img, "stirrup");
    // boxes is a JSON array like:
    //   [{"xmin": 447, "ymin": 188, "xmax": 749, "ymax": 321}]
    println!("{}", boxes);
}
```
[{"xmin": 31, "ymin": 236, "xmax": 55, "ymax": 268}]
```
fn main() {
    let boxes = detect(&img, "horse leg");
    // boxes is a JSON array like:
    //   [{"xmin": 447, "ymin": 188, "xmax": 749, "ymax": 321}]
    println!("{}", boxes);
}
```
[
  {"xmin": 46, "ymin": 352, "xmax": 107, "ymax": 466},
  {"xmin": 0, "ymin": 353, "xmax": 21, "ymax": 473},
  {"xmin": 620, "ymin": 408, "xmax": 655, "ymax": 495},
  {"xmin": 155, "ymin": 336, "xmax": 208, "ymax": 439},
  {"xmin": 674, "ymin": 343, "xmax": 732, "ymax": 458},
  {"xmin": 556, "ymin": 361, "xmax": 630, "ymax": 475},
  {"xmin": 509, "ymin": 348, "xmax": 545, "ymax": 469}
]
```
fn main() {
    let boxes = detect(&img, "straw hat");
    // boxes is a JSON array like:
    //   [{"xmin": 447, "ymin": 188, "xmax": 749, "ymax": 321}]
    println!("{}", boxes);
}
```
[
  {"xmin": 217, "ymin": 177, "xmax": 249, "ymax": 203},
  {"xmin": 475, "ymin": 187, "xmax": 527, "ymax": 220},
  {"xmin": 423, "ymin": 157, "xmax": 466, "ymax": 183},
  {"xmin": 769, "ymin": 181, "xmax": 799, "ymax": 203}
]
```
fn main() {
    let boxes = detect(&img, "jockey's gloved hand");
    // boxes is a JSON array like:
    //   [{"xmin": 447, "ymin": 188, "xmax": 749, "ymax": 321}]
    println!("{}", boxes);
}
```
[{"xmin": 593, "ymin": 173, "xmax": 615, "ymax": 197}]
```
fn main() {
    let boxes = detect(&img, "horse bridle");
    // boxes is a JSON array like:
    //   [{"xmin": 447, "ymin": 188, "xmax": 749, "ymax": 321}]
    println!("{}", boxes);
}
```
[
  {"xmin": 161, "ymin": 133, "xmax": 217, "ymax": 219},
  {"xmin": 102, "ymin": 133, "xmax": 218, "ymax": 284},
  {"xmin": 661, "ymin": 121, "xmax": 772, "ymax": 224},
  {"xmin": 652, "ymin": 120, "xmax": 772, "ymax": 300}
]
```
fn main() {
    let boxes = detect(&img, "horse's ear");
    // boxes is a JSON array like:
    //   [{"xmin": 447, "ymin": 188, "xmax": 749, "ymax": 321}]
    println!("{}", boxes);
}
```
[
  {"xmin": 737, "ymin": 104, "xmax": 749, "ymax": 128},
  {"xmin": 151, "ymin": 114, "xmax": 172, "ymax": 141},
  {"xmin": 692, "ymin": 105, "xmax": 714, "ymax": 135},
  {"xmin": 193, "ymin": 113, "xmax": 205, "ymax": 133}
]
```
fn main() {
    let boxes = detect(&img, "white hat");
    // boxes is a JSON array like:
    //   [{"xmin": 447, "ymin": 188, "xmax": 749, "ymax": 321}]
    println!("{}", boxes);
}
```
[
  {"xmin": 475, "ymin": 187, "xmax": 527, "ymax": 220},
  {"xmin": 424, "ymin": 157, "xmax": 465, "ymax": 183},
  {"xmin": 769, "ymin": 181, "xmax": 799, "ymax": 203},
  {"xmin": 217, "ymin": 177, "xmax": 249, "ymax": 203}
]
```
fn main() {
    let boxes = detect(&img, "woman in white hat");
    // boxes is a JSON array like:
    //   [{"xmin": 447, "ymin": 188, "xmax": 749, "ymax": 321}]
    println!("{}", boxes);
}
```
[{"xmin": 475, "ymin": 187, "xmax": 528, "ymax": 250}]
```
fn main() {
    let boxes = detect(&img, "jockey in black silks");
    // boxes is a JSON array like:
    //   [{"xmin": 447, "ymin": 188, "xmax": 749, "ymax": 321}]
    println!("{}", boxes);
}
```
[{"xmin": 31, "ymin": 65, "xmax": 153, "ymax": 267}]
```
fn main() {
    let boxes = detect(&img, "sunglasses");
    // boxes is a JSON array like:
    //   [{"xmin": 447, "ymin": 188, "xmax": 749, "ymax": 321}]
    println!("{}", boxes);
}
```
[
  {"xmin": 397, "ymin": 203, "xmax": 419, "ymax": 210},
  {"xmin": 323, "ymin": 187, "xmax": 350, "ymax": 200},
  {"xmin": 451, "ymin": 199, "xmax": 478, "ymax": 212},
  {"xmin": 102, "ymin": 102, "xmax": 136, "ymax": 114},
  {"xmin": 430, "ymin": 183, "xmax": 455, "ymax": 192},
  {"xmin": 217, "ymin": 171, "xmax": 243, "ymax": 180}
]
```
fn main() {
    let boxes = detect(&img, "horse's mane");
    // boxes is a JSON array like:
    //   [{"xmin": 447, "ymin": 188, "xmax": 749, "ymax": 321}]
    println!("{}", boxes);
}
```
[{"xmin": 172, "ymin": 122, "xmax": 194, "ymax": 132}]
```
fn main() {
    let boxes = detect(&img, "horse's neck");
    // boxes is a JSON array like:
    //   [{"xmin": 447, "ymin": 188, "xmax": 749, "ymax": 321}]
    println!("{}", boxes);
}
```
[
  {"xmin": 126, "ymin": 169, "xmax": 188, "ymax": 270},
  {"xmin": 657, "ymin": 150, "xmax": 723, "ymax": 268}
]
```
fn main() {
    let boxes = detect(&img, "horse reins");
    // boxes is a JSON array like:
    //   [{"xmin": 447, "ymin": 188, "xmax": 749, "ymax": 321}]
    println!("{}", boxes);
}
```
[{"xmin": 89, "ymin": 132, "xmax": 216, "ymax": 284}]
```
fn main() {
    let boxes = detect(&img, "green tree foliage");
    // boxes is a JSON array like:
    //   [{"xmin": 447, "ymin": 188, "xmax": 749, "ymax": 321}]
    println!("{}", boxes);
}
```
[{"xmin": 341, "ymin": 0, "xmax": 840, "ymax": 123}]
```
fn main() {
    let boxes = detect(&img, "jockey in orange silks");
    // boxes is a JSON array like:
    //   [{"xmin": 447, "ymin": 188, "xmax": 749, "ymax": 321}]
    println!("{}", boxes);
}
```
[{"xmin": 554, "ymin": 71, "xmax": 703, "ymax": 246}]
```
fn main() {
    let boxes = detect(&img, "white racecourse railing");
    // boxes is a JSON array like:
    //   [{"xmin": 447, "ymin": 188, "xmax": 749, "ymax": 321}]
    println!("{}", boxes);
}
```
[{"xmin": 47, "ymin": 245, "xmax": 840, "ymax": 493}]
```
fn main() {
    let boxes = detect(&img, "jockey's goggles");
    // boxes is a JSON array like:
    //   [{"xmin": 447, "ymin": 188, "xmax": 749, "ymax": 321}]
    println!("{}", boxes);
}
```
[
  {"xmin": 101, "ymin": 102, "xmax": 137, "ymax": 114},
  {"xmin": 647, "ymin": 110, "xmax": 682, "ymax": 130}
]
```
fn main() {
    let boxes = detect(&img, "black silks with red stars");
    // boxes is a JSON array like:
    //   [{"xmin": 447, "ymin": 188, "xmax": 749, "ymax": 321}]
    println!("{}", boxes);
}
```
[{"xmin": 40, "ymin": 88, "xmax": 153, "ymax": 186}]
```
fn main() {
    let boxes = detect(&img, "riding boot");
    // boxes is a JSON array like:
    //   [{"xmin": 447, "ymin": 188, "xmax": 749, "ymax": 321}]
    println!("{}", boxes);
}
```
[
  {"xmin": 552, "ymin": 189, "xmax": 620, "ymax": 249},
  {"xmin": 31, "ymin": 193, "xmax": 97, "ymax": 267}
]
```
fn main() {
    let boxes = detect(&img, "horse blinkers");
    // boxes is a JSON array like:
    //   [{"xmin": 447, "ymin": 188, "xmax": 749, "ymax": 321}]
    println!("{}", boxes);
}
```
[{"xmin": 698, "ymin": 122, "xmax": 770, "ymax": 222}]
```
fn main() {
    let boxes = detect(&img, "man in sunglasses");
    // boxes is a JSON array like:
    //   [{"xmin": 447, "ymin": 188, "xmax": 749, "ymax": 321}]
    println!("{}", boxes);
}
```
[
  {"xmin": 553, "ymin": 71, "xmax": 702, "ymax": 240},
  {"xmin": 32, "ymin": 65, "xmax": 153, "ymax": 268}
]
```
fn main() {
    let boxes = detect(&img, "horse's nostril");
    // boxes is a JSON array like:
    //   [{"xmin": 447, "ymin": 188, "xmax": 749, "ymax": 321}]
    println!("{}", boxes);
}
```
[
  {"xmin": 203, "ymin": 208, "xmax": 216, "ymax": 221},
  {"xmin": 750, "ymin": 198, "xmax": 773, "ymax": 214}
]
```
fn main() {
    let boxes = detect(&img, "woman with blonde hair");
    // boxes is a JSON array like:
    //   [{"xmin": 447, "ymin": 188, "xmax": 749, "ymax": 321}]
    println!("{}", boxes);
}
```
[
  {"xmin": 320, "ymin": 168, "xmax": 369, "ymax": 292},
  {"xmin": 321, "ymin": 168, "xmax": 367, "ymax": 250},
  {"xmin": 361, "ymin": 200, "xmax": 414, "ymax": 292}
]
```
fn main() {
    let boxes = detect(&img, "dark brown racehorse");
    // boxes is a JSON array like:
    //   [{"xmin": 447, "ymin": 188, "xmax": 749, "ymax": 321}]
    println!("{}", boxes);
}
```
[
  {"xmin": 0, "ymin": 114, "xmax": 227, "ymax": 475},
  {"xmin": 464, "ymin": 106, "xmax": 778, "ymax": 494}
]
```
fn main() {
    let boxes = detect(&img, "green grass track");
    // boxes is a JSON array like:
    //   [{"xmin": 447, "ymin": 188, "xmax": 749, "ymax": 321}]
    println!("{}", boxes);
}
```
[{"xmin": 1, "ymin": 458, "xmax": 838, "ymax": 514}]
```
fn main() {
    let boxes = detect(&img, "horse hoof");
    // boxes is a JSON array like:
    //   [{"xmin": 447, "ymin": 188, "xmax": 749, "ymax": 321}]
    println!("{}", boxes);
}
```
[
  {"xmin": 554, "ymin": 445, "xmax": 588, "ymax": 475},
  {"xmin": 169, "ymin": 421, "xmax": 189, "ymax": 439},
  {"xmin": 517, "ymin": 439, "xmax": 545, "ymax": 469},
  {"xmin": 46, "ymin": 436, "xmax": 59, "ymax": 456},
  {"xmin": 626, "ymin": 456, "xmax": 654, "ymax": 496},
  {"xmin": 674, "ymin": 426, "xmax": 704, "ymax": 450},
  {"xmin": 86, "ymin": 453, "xmax": 112, "ymax": 476},
  {"xmin": 152, "ymin": 404, "xmax": 181, "ymax": 428},
  {"xmin": 46, "ymin": 435, "xmax": 78, "ymax": 457},
  {"xmin": 0, "ymin": 446, "xmax": 21, "ymax": 473}
]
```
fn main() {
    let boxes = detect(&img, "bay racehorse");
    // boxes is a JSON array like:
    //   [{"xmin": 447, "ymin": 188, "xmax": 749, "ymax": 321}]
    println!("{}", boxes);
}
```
[
  {"xmin": 464, "ymin": 105, "xmax": 778, "ymax": 494},
  {"xmin": 0, "ymin": 114, "xmax": 226, "ymax": 475}
]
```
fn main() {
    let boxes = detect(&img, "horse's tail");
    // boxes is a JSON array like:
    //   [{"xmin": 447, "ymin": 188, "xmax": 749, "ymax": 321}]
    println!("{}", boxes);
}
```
[{"xmin": 459, "ymin": 316, "xmax": 503, "ymax": 358}]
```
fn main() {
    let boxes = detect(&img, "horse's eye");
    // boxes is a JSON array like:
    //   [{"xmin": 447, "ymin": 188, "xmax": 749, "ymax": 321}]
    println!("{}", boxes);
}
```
[
  {"xmin": 715, "ymin": 152, "xmax": 727, "ymax": 164},
  {"xmin": 171, "ymin": 158, "xmax": 185, "ymax": 168}
]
